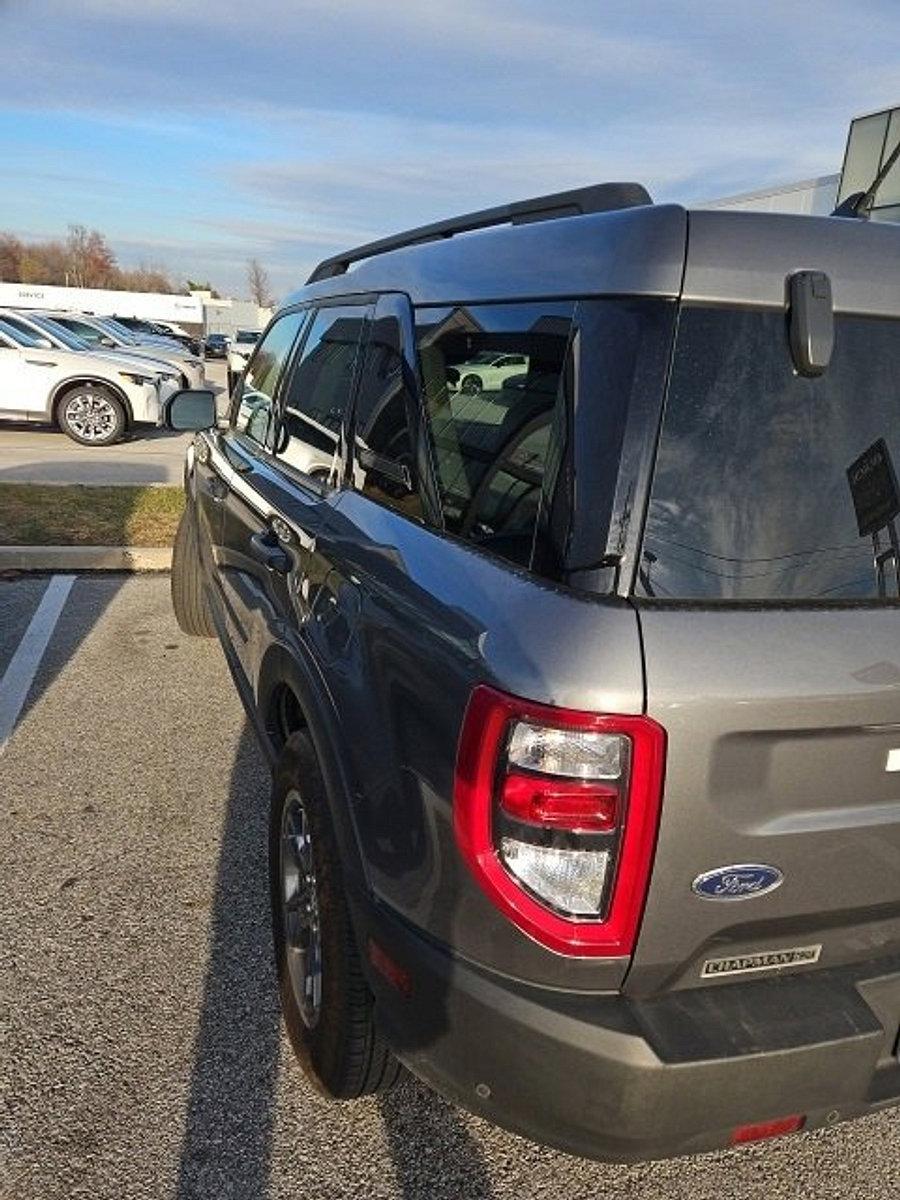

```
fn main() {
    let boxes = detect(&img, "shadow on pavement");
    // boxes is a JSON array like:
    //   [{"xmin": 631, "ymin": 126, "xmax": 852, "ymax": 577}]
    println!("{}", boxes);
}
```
[
  {"xmin": 0, "ymin": 435, "xmax": 190, "ymax": 485},
  {"xmin": 379, "ymin": 1083, "xmax": 495, "ymax": 1200},
  {"xmin": 174, "ymin": 720, "xmax": 496, "ymax": 1200},
  {"xmin": 175, "ymin": 723, "xmax": 279, "ymax": 1199}
]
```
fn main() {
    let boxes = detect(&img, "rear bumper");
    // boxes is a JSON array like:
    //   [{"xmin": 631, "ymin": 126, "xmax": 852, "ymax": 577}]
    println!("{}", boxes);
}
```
[{"xmin": 359, "ymin": 901, "xmax": 900, "ymax": 1161}]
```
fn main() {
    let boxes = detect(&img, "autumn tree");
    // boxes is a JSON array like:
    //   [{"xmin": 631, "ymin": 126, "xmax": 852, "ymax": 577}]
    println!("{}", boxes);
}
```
[
  {"xmin": 0, "ymin": 226, "xmax": 177, "ymax": 293},
  {"xmin": 246, "ymin": 258, "xmax": 273, "ymax": 307},
  {"xmin": 186, "ymin": 279, "xmax": 221, "ymax": 299},
  {"xmin": 18, "ymin": 240, "xmax": 69, "ymax": 285},
  {"xmin": 118, "ymin": 265, "xmax": 175, "ymax": 293},
  {"xmin": 66, "ymin": 224, "xmax": 116, "ymax": 288},
  {"xmin": 0, "ymin": 234, "xmax": 23, "ymax": 281}
]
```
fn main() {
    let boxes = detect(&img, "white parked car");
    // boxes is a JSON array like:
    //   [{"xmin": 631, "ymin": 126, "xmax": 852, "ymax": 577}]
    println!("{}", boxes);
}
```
[
  {"xmin": 0, "ymin": 309, "xmax": 184, "ymax": 389},
  {"xmin": 40, "ymin": 311, "xmax": 206, "ymax": 388},
  {"xmin": 449, "ymin": 351, "xmax": 530, "ymax": 394},
  {"xmin": 227, "ymin": 329, "xmax": 261, "ymax": 390},
  {"xmin": 0, "ymin": 319, "xmax": 175, "ymax": 445}
]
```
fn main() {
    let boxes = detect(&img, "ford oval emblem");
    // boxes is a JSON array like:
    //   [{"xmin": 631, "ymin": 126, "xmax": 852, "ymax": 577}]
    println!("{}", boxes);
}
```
[{"xmin": 692, "ymin": 864, "xmax": 784, "ymax": 901}]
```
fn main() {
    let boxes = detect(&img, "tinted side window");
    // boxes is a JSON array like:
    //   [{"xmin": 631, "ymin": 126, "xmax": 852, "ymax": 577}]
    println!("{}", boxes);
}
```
[
  {"xmin": 415, "ymin": 301, "xmax": 574, "ymax": 568},
  {"xmin": 639, "ymin": 307, "xmax": 900, "ymax": 602},
  {"xmin": 233, "ymin": 310, "xmax": 307, "ymax": 449},
  {"xmin": 274, "ymin": 305, "xmax": 367, "ymax": 485},
  {"xmin": 54, "ymin": 316, "xmax": 104, "ymax": 346},
  {"xmin": 352, "ymin": 300, "xmax": 424, "ymax": 521}
]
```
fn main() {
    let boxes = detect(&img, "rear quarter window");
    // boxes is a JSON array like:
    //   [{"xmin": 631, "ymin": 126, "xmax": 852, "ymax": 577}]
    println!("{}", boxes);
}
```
[{"xmin": 414, "ymin": 300, "xmax": 575, "ymax": 571}]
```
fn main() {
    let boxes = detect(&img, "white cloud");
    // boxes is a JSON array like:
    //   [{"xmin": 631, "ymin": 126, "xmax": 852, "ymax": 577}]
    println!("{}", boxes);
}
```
[{"xmin": 5, "ymin": 0, "xmax": 900, "ymax": 294}]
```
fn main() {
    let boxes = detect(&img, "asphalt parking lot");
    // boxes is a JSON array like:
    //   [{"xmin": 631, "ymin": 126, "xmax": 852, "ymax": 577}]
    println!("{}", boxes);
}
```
[
  {"xmin": 0, "ymin": 361, "xmax": 229, "ymax": 486},
  {"xmin": 1, "ymin": 575, "xmax": 898, "ymax": 1200}
]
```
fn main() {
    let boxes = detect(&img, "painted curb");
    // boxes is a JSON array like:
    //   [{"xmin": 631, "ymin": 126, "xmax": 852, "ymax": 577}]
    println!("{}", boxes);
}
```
[{"xmin": 0, "ymin": 545, "xmax": 172, "ymax": 572}]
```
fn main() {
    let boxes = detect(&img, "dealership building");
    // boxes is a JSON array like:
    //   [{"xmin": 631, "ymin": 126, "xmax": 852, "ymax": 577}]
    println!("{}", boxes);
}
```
[
  {"xmin": 0, "ymin": 280, "xmax": 271, "ymax": 337},
  {"xmin": 709, "ymin": 104, "xmax": 900, "ymax": 219}
]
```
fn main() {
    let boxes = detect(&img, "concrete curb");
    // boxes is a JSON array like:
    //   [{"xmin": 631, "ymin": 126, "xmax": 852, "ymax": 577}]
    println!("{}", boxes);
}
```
[{"xmin": 0, "ymin": 545, "xmax": 172, "ymax": 572}]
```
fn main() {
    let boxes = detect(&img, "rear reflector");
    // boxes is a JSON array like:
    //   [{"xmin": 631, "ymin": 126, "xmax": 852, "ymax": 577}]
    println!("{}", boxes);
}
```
[
  {"xmin": 730, "ymin": 1115, "xmax": 805, "ymax": 1145},
  {"xmin": 368, "ymin": 939, "xmax": 412, "ymax": 998},
  {"xmin": 454, "ymin": 685, "xmax": 666, "ymax": 957}
]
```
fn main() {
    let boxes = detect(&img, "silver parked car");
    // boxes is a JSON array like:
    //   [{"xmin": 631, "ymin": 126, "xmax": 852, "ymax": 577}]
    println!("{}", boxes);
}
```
[{"xmin": 38, "ymin": 310, "xmax": 205, "ymax": 388}]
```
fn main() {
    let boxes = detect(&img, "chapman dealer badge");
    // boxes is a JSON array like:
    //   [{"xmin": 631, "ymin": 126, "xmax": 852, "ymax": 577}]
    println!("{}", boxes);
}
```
[{"xmin": 701, "ymin": 945, "xmax": 822, "ymax": 979}]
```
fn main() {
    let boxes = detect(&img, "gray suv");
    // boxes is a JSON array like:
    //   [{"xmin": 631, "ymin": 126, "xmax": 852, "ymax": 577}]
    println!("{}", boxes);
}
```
[{"xmin": 168, "ymin": 183, "xmax": 900, "ymax": 1161}]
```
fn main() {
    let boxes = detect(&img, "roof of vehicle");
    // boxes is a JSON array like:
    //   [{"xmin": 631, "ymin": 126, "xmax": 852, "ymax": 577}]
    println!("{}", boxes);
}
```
[
  {"xmin": 285, "ymin": 185, "xmax": 900, "ymax": 318},
  {"xmin": 39, "ymin": 310, "xmax": 108, "ymax": 324}
]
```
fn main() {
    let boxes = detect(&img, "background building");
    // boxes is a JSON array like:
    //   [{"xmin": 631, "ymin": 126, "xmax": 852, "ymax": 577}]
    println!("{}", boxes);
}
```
[
  {"xmin": 705, "ymin": 175, "xmax": 838, "ymax": 216},
  {"xmin": 706, "ymin": 104, "xmax": 900, "ymax": 219},
  {"xmin": 0, "ymin": 280, "xmax": 271, "ymax": 337}
]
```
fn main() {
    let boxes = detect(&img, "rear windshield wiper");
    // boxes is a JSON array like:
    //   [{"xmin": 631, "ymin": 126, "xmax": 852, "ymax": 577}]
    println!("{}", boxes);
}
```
[{"xmin": 833, "ymin": 134, "xmax": 900, "ymax": 218}]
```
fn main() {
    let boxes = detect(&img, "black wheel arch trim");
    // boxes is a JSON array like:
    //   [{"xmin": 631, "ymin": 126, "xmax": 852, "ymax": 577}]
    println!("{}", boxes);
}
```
[{"xmin": 257, "ymin": 642, "xmax": 372, "ymax": 900}]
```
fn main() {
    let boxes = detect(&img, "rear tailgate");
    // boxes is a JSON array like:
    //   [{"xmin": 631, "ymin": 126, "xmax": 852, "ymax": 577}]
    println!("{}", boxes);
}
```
[
  {"xmin": 624, "ymin": 212, "xmax": 900, "ymax": 996},
  {"xmin": 628, "ymin": 606, "xmax": 900, "ymax": 996}
]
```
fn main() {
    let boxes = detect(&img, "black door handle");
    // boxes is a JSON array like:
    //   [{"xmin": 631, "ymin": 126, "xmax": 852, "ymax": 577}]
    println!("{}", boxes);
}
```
[{"xmin": 249, "ymin": 529, "xmax": 292, "ymax": 574}]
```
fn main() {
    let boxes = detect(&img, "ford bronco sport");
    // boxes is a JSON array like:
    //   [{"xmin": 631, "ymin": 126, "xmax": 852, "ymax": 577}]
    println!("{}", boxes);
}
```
[{"xmin": 167, "ymin": 182, "xmax": 900, "ymax": 1161}]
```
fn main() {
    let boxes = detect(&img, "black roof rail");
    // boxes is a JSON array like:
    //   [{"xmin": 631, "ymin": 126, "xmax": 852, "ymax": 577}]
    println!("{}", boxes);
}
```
[{"xmin": 306, "ymin": 182, "xmax": 652, "ymax": 283}]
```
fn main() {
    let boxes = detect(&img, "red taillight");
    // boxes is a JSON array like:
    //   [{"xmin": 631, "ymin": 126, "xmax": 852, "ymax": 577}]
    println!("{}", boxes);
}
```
[
  {"xmin": 453, "ymin": 684, "xmax": 666, "ymax": 957},
  {"xmin": 500, "ymin": 773, "xmax": 619, "ymax": 832},
  {"xmin": 730, "ymin": 1115, "xmax": 805, "ymax": 1145}
]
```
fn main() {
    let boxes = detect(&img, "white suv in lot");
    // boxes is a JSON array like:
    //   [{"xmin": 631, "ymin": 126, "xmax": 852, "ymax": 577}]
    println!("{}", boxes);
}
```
[
  {"xmin": 449, "ymin": 350, "xmax": 530, "ymax": 393},
  {"xmin": 0, "ymin": 318, "xmax": 176, "ymax": 444},
  {"xmin": 226, "ymin": 329, "xmax": 261, "ymax": 390},
  {"xmin": 0, "ymin": 309, "xmax": 184, "ymax": 387},
  {"xmin": 41, "ymin": 311, "xmax": 206, "ymax": 389}
]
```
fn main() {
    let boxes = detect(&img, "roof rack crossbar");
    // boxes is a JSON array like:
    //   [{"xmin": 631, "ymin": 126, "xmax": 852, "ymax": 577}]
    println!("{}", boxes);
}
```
[{"xmin": 307, "ymin": 182, "xmax": 652, "ymax": 283}]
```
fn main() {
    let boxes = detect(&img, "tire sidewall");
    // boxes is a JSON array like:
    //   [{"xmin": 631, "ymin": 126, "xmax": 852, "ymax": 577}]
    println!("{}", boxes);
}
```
[
  {"xmin": 270, "ymin": 733, "xmax": 361, "ymax": 1096},
  {"xmin": 170, "ymin": 508, "xmax": 216, "ymax": 637},
  {"xmin": 460, "ymin": 374, "xmax": 482, "ymax": 395}
]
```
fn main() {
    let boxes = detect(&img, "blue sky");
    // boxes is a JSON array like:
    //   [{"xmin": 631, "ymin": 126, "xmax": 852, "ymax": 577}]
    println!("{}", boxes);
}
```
[{"xmin": 2, "ymin": 0, "xmax": 900, "ymax": 298}]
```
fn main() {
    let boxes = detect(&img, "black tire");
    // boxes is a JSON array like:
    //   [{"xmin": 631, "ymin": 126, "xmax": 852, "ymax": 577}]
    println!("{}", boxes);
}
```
[
  {"xmin": 270, "ymin": 731, "xmax": 402, "ymax": 1098},
  {"xmin": 170, "ymin": 509, "xmax": 216, "ymax": 638},
  {"xmin": 56, "ymin": 384, "xmax": 126, "ymax": 446},
  {"xmin": 460, "ymin": 374, "xmax": 483, "ymax": 395}
]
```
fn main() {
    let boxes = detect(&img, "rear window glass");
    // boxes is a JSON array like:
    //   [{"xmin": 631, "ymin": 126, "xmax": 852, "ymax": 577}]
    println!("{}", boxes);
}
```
[{"xmin": 638, "ymin": 307, "xmax": 900, "ymax": 602}]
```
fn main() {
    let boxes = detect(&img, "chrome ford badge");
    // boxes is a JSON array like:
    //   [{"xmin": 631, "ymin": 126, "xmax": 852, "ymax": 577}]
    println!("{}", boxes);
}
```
[{"xmin": 692, "ymin": 864, "xmax": 783, "ymax": 901}]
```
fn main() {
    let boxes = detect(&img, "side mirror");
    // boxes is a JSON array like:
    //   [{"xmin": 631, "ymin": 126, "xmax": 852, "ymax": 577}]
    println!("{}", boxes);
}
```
[
  {"xmin": 165, "ymin": 388, "xmax": 217, "ymax": 431},
  {"xmin": 100, "ymin": 336, "xmax": 117, "ymax": 348}
]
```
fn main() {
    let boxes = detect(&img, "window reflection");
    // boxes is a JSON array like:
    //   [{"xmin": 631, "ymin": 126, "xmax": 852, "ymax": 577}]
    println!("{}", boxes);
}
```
[
  {"xmin": 639, "ymin": 308, "xmax": 900, "ymax": 602},
  {"xmin": 274, "ymin": 306, "xmax": 367, "ymax": 485},
  {"xmin": 415, "ymin": 302, "xmax": 574, "ymax": 567},
  {"xmin": 234, "ymin": 311, "xmax": 306, "ymax": 449},
  {"xmin": 353, "ymin": 309, "xmax": 424, "ymax": 519}
]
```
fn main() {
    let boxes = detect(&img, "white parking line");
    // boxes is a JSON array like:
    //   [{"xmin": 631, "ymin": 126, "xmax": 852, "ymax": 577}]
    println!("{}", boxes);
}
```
[{"xmin": 0, "ymin": 574, "xmax": 75, "ymax": 756}]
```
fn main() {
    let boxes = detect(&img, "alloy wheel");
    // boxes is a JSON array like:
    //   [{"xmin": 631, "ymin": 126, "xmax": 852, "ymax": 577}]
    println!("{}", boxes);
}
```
[
  {"xmin": 63, "ymin": 391, "xmax": 119, "ymax": 442},
  {"xmin": 280, "ymin": 789, "xmax": 323, "ymax": 1028}
]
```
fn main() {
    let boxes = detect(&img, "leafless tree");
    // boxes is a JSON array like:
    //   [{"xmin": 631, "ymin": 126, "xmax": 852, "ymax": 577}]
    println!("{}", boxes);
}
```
[
  {"xmin": 66, "ymin": 224, "xmax": 116, "ymax": 288},
  {"xmin": 246, "ymin": 257, "xmax": 274, "ymax": 307}
]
